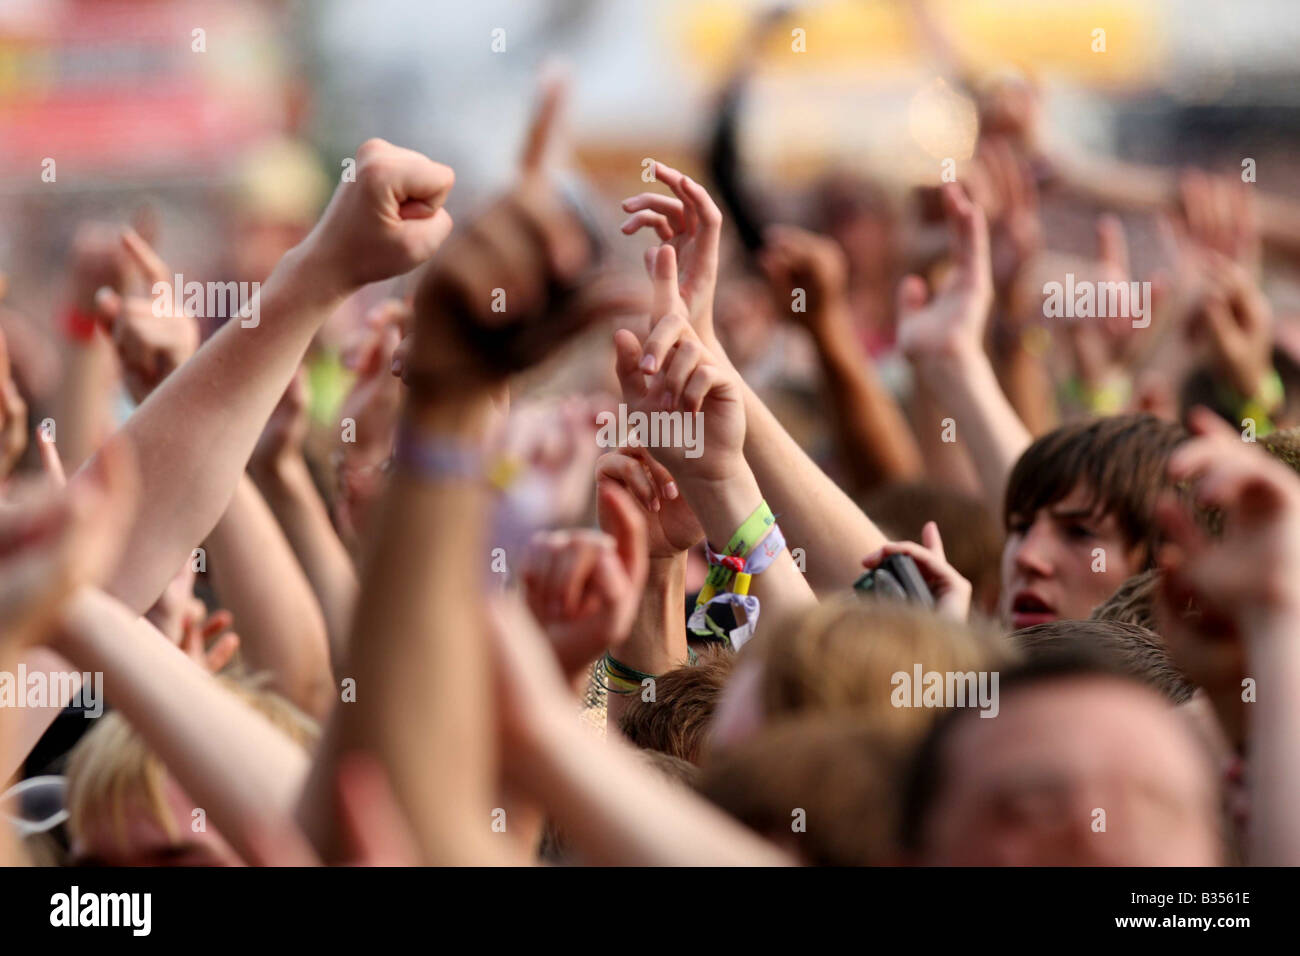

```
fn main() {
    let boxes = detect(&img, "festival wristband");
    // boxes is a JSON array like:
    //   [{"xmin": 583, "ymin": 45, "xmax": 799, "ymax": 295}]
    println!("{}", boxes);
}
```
[
  {"xmin": 1226, "ymin": 369, "xmax": 1284, "ymax": 438},
  {"xmin": 598, "ymin": 652, "xmax": 656, "ymax": 696},
  {"xmin": 62, "ymin": 306, "xmax": 101, "ymax": 344},
  {"xmin": 695, "ymin": 500, "xmax": 779, "ymax": 604},
  {"xmin": 393, "ymin": 423, "xmax": 483, "ymax": 482},
  {"xmin": 689, "ymin": 522, "xmax": 786, "ymax": 649}
]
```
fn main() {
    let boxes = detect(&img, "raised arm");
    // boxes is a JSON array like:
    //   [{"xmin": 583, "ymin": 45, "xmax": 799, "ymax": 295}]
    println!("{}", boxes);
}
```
[
  {"xmin": 761, "ymin": 224, "xmax": 923, "ymax": 493},
  {"xmin": 896, "ymin": 183, "xmax": 1032, "ymax": 521},
  {"xmin": 1157, "ymin": 409, "xmax": 1300, "ymax": 864},
  {"xmin": 297, "ymin": 92, "xmax": 630, "ymax": 860},
  {"xmin": 617, "ymin": 245, "xmax": 816, "ymax": 640},
  {"xmin": 249, "ymin": 370, "xmax": 359, "ymax": 660},
  {"xmin": 622, "ymin": 162, "xmax": 889, "ymax": 593},
  {"xmin": 593, "ymin": 446, "xmax": 702, "ymax": 729},
  {"xmin": 48, "ymin": 587, "xmax": 310, "ymax": 866},
  {"xmin": 76, "ymin": 139, "xmax": 456, "ymax": 613},
  {"xmin": 202, "ymin": 474, "xmax": 334, "ymax": 718},
  {"xmin": 491, "ymin": 593, "xmax": 791, "ymax": 865}
]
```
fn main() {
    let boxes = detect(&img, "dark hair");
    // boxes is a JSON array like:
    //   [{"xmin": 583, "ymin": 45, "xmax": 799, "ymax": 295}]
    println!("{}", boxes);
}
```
[
  {"xmin": 618, "ymin": 647, "xmax": 734, "ymax": 764},
  {"xmin": 698, "ymin": 717, "xmax": 905, "ymax": 865},
  {"xmin": 1090, "ymin": 568, "xmax": 1161, "ymax": 631},
  {"xmin": 1004, "ymin": 414, "xmax": 1186, "ymax": 567},
  {"xmin": 1014, "ymin": 617, "xmax": 1194, "ymax": 704},
  {"xmin": 897, "ymin": 650, "xmax": 1141, "ymax": 853}
]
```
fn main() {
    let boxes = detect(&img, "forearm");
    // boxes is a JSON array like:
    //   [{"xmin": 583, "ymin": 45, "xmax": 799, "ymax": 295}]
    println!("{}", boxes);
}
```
[
  {"xmin": 738, "ymin": 380, "xmax": 887, "ymax": 593},
  {"xmin": 606, "ymin": 553, "xmax": 688, "ymax": 731},
  {"xmin": 812, "ymin": 308, "xmax": 923, "ymax": 491},
  {"xmin": 251, "ymin": 453, "xmax": 358, "ymax": 661},
  {"xmin": 50, "ymin": 337, "xmax": 116, "ymax": 472},
  {"xmin": 991, "ymin": 332, "xmax": 1058, "ymax": 438},
  {"xmin": 526, "ymin": 713, "xmax": 791, "ymax": 866},
  {"xmin": 85, "ymin": 247, "xmax": 349, "ymax": 613},
  {"xmin": 52, "ymin": 587, "xmax": 310, "ymax": 865},
  {"xmin": 0, "ymin": 648, "xmax": 81, "ymax": 781},
  {"xmin": 203, "ymin": 474, "xmax": 334, "ymax": 718},
  {"xmin": 298, "ymin": 395, "xmax": 502, "ymax": 865},
  {"xmin": 911, "ymin": 345, "xmax": 1032, "ymax": 522},
  {"xmin": 1244, "ymin": 614, "xmax": 1300, "ymax": 864}
]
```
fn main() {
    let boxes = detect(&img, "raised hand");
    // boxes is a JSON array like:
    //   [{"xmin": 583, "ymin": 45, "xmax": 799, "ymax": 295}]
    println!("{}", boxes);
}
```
[
  {"xmin": 620, "ymin": 161, "xmax": 724, "ymax": 348},
  {"xmin": 67, "ymin": 222, "xmax": 132, "ymax": 316},
  {"xmin": 895, "ymin": 183, "xmax": 993, "ymax": 363},
  {"xmin": 250, "ymin": 367, "xmax": 310, "ymax": 479},
  {"xmin": 1065, "ymin": 214, "xmax": 1140, "ymax": 391},
  {"xmin": 1157, "ymin": 408, "xmax": 1300, "ymax": 636},
  {"xmin": 392, "ymin": 72, "xmax": 640, "ymax": 397},
  {"xmin": 296, "ymin": 138, "xmax": 456, "ymax": 298},
  {"xmin": 595, "ymin": 445, "xmax": 703, "ymax": 559},
  {"xmin": 758, "ymin": 224, "xmax": 851, "ymax": 330},
  {"xmin": 0, "ymin": 327, "xmax": 27, "ymax": 482},
  {"xmin": 1176, "ymin": 169, "xmax": 1261, "ymax": 275},
  {"xmin": 521, "ymin": 482, "xmax": 648, "ymax": 679},
  {"xmin": 862, "ymin": 521, "xmax": 972, "ymax": 620},
  {"xmin": 612, "ymin": 245, "xmax": 745, "ymax": 484},
  {"xmin": 92, "ymin": 228, "xmax": 200, "ymax": 402},
  {"xmin": 1191, "ymin": 254, "xmax": 1274, "ymax": 401},
  {"xmin": 968, "ymin": 136, "xmax": 1043, "ymax": 295}
]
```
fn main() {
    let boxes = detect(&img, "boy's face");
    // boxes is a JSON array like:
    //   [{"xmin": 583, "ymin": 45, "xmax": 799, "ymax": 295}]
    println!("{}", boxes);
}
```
[{"xmin": 999, "ymin": 483, "xmax": 1142, "ymax": 629}]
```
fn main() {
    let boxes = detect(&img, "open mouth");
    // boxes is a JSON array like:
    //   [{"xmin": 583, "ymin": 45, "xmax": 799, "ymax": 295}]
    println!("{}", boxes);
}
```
[{"xmin": 1010, "ymin": 592, "xmax": 1057, "ymax": 629}]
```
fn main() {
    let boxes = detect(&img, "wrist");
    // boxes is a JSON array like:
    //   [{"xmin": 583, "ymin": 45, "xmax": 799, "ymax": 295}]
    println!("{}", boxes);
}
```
[
  {"xmin": 676, "ymin": 468, "xmax": 764, "ymax": 549},
  {"xmin": 48, "ymin": 586, "xmax": 102, "ymax": 659},
  {"xmin": 809, "ymin": 303, "xmax": 858, "ymax": 357},
  {"xmin": 250, "ymin": 448, "xmax": 308, "ymax": 491},
  {"xmin": 402, "ymin": 387, "xmax": 500, "ymax": 441},
  {"xmin": 274, "ymin": 242, "xmax": 356, "ymax": 313}
]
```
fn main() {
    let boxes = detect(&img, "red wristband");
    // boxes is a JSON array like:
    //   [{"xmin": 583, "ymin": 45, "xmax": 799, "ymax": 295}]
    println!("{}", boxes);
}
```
[{"xmin": 62, "ymin": 305, "xmax": 101, "ymax": 344}]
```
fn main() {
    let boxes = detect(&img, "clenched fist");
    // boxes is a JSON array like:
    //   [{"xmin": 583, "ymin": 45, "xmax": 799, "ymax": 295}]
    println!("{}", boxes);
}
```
[{"xmin": 295, "ymin": 139, "xmax": 456, "ymax": 298}]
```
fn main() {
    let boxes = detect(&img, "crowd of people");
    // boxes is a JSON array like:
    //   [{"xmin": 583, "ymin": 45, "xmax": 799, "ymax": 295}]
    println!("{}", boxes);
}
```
[{"xmin": 1, "ymin": 29, "xmax": 1299, "ymax": 869}]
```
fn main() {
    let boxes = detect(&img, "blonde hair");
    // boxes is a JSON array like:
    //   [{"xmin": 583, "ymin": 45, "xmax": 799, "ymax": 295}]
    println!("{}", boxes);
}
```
[
  {"xmin": 65, "ymin": 675, "xmax": 318, "ymax": 853},
  {"xmin": 753, "ymin": 597, "xmax": 1014, "ymax": 745}
]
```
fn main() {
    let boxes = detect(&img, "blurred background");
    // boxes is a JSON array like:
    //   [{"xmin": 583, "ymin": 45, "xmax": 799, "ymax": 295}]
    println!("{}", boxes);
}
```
[
  {"xmin": 5, "ymin": 0, "xmax": 1300, "ymax": 288},
  {"xmin": 3, "ymin": 0, "xmax": 1300, "ymax": 441}
]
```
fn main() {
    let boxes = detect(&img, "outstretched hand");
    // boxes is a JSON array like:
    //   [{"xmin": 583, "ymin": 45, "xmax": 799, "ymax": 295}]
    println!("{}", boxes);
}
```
[
  {"xmin": 521, "ymin": 482, "xmax": 649, "ymax": 680},
  {"xmin": 93, "ymin": 228, "xmax": 200, "ymax": 403},
  {"xmin": 895, "ymin": 183, "xmax": 993, "ymax": 364},
  {"xmin": 595, "ymin": 445, "xmax": 703, "ymax": 559},
  {"xmin": 612, "ymin": 245, "xmax": 745, "ymax": 484},
  {"xmin": 620, "ymin": 161, "xmax": 725, "ymax": 351}
]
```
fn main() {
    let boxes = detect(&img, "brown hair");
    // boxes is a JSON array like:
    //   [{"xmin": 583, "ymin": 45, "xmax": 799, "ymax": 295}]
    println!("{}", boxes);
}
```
[
  {"xmin": 1090, "ymin": 568, "xmax": 1161, "ymax": 631},
  {"xmin": 697, "ymin": 716, "xmax": 905, "ymax": 865},
  {"xmin": 1262, "ymin": 425, "xmax": 1300, "ymax": 474},
  {"xmin": 1004, "ymin": 414, "xmax": 1186, "ymax": 568},
  {"xmin": 617, "ymin": 647, "xmax": 734, "ymax": 764},
  {"xmin": 754, "ymin": 597, "xmax": 1014, "ymax": 746},
  {"xmin": 1014, "ymin": 617, "xmax": 1195, "ymax": 703}
]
